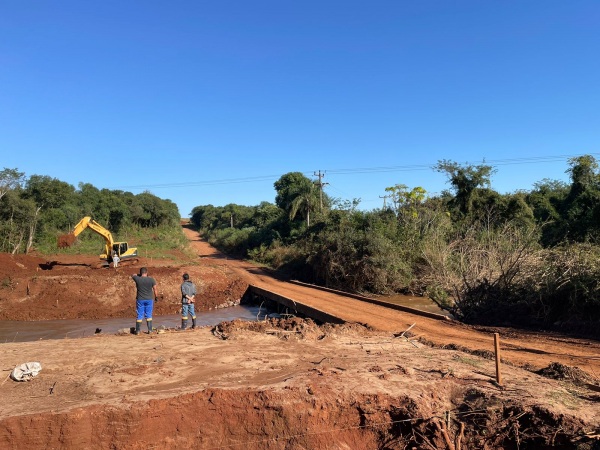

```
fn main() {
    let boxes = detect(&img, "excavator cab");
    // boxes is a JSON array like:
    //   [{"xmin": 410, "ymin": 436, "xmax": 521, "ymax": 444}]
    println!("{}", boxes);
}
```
[
  {"xmin": 113, "ymin": 242, "xmax": 129, "ymax": 257},
  {"xmin": 111, "ymin": 241, "xmax": 138, "ymax": 259}
]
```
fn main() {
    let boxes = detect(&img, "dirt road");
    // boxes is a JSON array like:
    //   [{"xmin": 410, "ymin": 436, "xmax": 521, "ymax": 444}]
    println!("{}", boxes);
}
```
[
  {"xmin": 0, "ymin": 226, "xmax": 598, "ymax": 449},
  {"xmin": 183, "ymin": 227, "xmax": 600, "ymax": 375}
]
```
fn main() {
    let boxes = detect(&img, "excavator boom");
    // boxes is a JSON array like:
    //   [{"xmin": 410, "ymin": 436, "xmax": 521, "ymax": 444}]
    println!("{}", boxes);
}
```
[
  {"xmin": 58, "ymin": 216, "xmax": 138, "ymax": 264},
  {"xmin": 72, "ymin": 217, "xmax": 114, "ymax": 252}
]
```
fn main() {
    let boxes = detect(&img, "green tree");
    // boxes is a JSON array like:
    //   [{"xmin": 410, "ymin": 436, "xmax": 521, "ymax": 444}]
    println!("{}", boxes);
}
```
[
  {"xmin": 561, "ymin": 155, "xmax": 600, "ymax": 241},
  {"xmin": 567, "ymin": 155, "xmax": 598, "ymax": 195},
  {"xmin": 384, "ymin": 184, "xmax": 427, "ymax": 221},
  {"xmin": 22, "ymin": 176, "xmax": 78, "ymax": 240},
  {"xmin": 0, "ymin": 168, "xmax": 25, "ymax": 201},
  {"xmin": 0, "ymin": 191, "xmax": 37, "ymax": 253},
  {"xmin": 219, "ymin": 204, "xmax": 255, "ymax": 229},
  {"xmin": 23, "ymin": 175, "xmax": 76, "ymax": 209},
  {"xmin": 76, "ymin": 183, "xmax": 102, "ymax": 217},
  {"xmin": 500, "ymin": 192, "xmax": 535, "ymax": 228},
  {"xmin": 131, "ymin": 192, "xmax": 163, "ymax": 227},
  {"xmin": 252, "ymin": 201, "xmax": 283, "ymax": 229},
  {"xmin": 274, "ymin": 172, "xmax": 311, "ymax": 210},
  {"xmin": 526, "ymin": 179, "xmax": 568, "ymax": 246},
  {"xmin": 274, "ymin": 172, "xmax": 320, "ymax": 227},
  {"xmin": 435, "ymin": 160, "xmax": 496, "ymax": 218},
  {"xmin": 191, "ymin": 205, "xmax": 219, "ymax": 230},
  {"xmin": 528, "ymin": 179, "xmax": 567, "ymax": 222},
  {"xmin": 289, "ymin": 182, "xmax": 319, "ymax": 227}
]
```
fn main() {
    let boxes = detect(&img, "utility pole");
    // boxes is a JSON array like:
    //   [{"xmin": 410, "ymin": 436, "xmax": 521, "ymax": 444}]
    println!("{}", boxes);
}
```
[
  {"xmin": 379, "ymin": 195, "xmax": 389, "ymax": 209},
  {"xmin": 314, "ymin": 170, "xmax": 329, "ymax": 211}
]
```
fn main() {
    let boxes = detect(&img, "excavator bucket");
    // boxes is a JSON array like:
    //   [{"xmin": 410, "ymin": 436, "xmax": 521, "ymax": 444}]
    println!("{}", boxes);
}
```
[{"xmin": 57, "ymin": 233, "xmax": 76, "ymax": 248}]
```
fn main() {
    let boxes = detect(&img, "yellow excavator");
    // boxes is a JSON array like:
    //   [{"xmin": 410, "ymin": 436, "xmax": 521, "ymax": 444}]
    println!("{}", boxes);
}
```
[{"xmin": 58, "ymin": 216, "xmax": 138, "ymax": 266}]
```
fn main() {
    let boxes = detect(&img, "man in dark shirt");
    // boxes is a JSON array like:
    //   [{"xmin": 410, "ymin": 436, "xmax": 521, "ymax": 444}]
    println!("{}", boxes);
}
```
[{"xmin": 131, "ymin": 267, "xmax": 158, "ymax": 335}]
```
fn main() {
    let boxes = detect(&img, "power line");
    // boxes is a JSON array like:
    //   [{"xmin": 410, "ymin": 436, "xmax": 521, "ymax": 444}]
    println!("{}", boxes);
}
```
[
  {"xmin": 109, "ymin": 152, "xmax": 600, "ymax": 191},
  {"xmin": 324, "ymin": 153, "xmax": 600, "ymax": 175},
  {"xmin": 111, "ymin": 174, "xmax": 283, "ymax": 190}
]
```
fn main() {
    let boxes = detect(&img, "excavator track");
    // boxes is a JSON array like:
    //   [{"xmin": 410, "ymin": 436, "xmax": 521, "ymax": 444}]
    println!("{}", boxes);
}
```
[
  {"xmin": 98, "ymin": 258, "xmax": 139, "ymax": 269},
  {"xmin": 118, "ymin": 258, "xmax": 139, "ymax": 267}
]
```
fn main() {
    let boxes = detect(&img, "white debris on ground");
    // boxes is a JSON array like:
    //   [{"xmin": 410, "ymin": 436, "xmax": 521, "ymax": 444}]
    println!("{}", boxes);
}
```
[{"xmin": 10, "ymin": 362, "xmax": 42, "ymax": 382}]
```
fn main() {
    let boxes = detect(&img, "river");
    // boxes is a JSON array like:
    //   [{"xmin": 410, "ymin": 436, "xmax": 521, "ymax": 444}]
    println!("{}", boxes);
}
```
[
  {"xmin": 0, "ymin": 305, "xmax": 267, "ymax": 344},
  {"xmin": 0, "ymin": 296, "xmax": 449, "ymax": 344}
]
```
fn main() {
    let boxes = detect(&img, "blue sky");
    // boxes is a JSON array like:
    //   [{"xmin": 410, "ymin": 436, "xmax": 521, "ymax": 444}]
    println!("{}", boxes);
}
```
[{"xmin": 1, "ymin": 1, "xmax": 599, "ymax": 216}]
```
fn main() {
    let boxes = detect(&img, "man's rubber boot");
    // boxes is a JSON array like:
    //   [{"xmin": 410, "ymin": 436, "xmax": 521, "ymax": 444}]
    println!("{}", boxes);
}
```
[
  {"xmin": 147, "ymin": 319, "xmax": 153, "ymax": 333},
  {"xmin": 135, "ymin": 322, "xmax": 141, "ymax": 335},
  {"xmin": 181, "ymin": 319, "xmax": 188, "ymax": 330},
  {"xmin": 191, "ymin": 317, "xmax": 197, "ymax": 329}
]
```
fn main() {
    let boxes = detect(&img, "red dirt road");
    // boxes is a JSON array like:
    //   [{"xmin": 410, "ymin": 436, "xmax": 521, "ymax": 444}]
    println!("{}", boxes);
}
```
[
  {"xmin": 183, "ymin": 227, "xmax": 600, "ymax": 375},
  {"xmin": 0, "ymin": 226, "xmax": 598, "ymax": 449}
]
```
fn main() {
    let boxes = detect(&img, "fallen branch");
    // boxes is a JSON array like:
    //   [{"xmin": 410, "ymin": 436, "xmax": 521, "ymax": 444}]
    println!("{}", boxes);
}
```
[
  {"xmin": 455, "ymin": 421, "xmax": 465, "ymax": 450},
  {"xmin": 395, "ymin": 323, "xmax": 416, "ymax": 339},
  {"xmin": 212, "ymin": 329, "xmax": 226, "ymax": 340},
  {"xmin": 433, "ymin": 418, "xmax": 456, "ymax": 450},
  {"xmin": 394, "ymin": 323, "xmax": 420, "ymax": 347}
]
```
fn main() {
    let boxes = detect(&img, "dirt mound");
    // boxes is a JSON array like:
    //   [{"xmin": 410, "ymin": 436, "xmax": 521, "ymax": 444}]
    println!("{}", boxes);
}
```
[
  {"xmin": 0, "ymin": 251, "xmax": 248, "ymax": 321},
  {"xmin": 0, "ymin": 252, "xmax": 48, "ymax": 272},
  {"xmin": 537, "ymin": 362, "xmax": 599, "ymax": 385},
  {"xmin": 213, "ymin": 317, "xmax": 323, "ymax": 340},
  {"xmin": 212, "ymin": 317, "xmax": 375, "ymax": 341}
]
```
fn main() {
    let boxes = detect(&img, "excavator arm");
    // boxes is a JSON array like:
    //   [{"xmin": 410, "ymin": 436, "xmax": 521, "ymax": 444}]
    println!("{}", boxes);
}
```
[
  {"xmin": 71, "ymin": 216, "xmax": 115, "ymax": 259},
  {"xmin": 58, "ymin": 216, "xmax": 138, "ymax": 264}
]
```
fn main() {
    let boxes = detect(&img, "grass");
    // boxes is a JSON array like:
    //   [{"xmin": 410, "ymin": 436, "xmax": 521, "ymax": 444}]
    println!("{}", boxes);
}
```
[
  {"xmin": 547, "ymin": 389, "xmax": 581, "ymax": 410},
  {"xmin": 452, "ymin": 354, "xmax": 484, "ymax": 368}
]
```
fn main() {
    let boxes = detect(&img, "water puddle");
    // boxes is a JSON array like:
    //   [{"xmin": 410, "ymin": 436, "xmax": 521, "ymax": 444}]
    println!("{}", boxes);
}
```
[
  {"xmin": 0, "ymin": 305, "xmax": 267, "ymax": 344},
  {"xmin": 374, "ymin": 294, "xmax": 451, "ymax": 316}
]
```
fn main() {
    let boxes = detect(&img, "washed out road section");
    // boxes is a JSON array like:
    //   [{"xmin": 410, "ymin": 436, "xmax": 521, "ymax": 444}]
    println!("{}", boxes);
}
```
[{"xmin": 182, "ymin": 227, "xmax": 600, "ymax": 374}]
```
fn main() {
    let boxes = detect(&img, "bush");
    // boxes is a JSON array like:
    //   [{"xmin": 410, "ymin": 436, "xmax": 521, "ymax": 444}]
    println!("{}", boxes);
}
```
[
  {"xmin": 208, "ymin": 227, "xmax": 254, "ymax": 256},
  {"xmin": 421, "ymin": 222, "xmax": 541, "ymax": 323},
  {"xmin": 528, "ymin": 244, "xmax": 600, "ymax": 325}
]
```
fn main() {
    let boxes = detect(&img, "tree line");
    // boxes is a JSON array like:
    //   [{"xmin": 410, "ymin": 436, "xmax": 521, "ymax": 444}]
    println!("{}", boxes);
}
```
[
  {"xmin": 4, "ymin": 157, "xmax": 598, "ymax": 335},
  {"xmin": 191, "ymin": 156, "xmax": 600, "ymax": 336},
  {"xmin": 0, "ymin": 169, "xmax": 180, "ymax": 254}
]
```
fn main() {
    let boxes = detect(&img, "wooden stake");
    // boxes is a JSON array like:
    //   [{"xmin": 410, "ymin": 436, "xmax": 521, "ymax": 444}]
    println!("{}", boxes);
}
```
[
  {"xmin": 494, "ymin": 332, "xmax": 502, "ymax": 385},
  {"xmin": 396, "ymin": 322, "xmax": 416, "ymax": 338}
]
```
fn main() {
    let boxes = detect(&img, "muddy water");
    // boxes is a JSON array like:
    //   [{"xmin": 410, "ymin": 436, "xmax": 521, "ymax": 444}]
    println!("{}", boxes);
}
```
[
  {"xmin": 0, "ymin": 297, "xmax": 449, "ymax": 344},
  {"xmin": 374, "ymin": 294, "xmax": 451, "ymax": 316},
  {"xmin": 0, "ymin": 305, "xmax": 267, "ymax": 344}
]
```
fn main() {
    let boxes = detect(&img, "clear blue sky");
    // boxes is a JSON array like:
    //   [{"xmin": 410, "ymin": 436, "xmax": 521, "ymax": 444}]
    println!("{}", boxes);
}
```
[{"xmin": 1, "ymin": 1, "xmax": 599, "ymax": 217}]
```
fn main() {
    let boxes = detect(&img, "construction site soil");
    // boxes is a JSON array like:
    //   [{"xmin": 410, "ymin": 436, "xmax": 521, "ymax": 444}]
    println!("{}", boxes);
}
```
[{"xmin": 0, "ymin": 226, "xmax": 599, "ymax": 449}]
